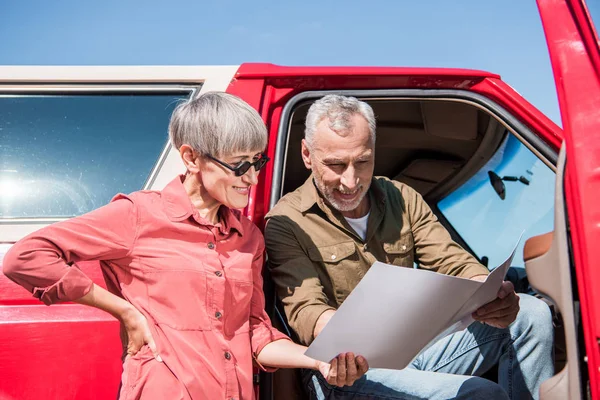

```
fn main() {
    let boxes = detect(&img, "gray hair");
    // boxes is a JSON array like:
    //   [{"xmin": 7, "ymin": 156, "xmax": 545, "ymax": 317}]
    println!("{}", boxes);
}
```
[
  {"xmin": 304, "ymin": 94, "xmax": 376, "ymax": 147},
  {"xmin": 169, "ymin": 91, "xmax": 268, "ymax": 158}
]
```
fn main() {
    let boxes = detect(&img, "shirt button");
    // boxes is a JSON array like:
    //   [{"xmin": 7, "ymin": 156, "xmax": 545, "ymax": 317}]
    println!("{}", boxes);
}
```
[
  {"xmin": 215, "ymin": 271, "xmax": 222, "ymax": 277},
  {"xmin": 207, "ymin": 242, "xmax": 215, "ymax": 249},
  {"xmin": 224, "ymin": 351, "xmax": 231, "ymax": 360},
  {"xmin": 330, "ymin": 254, "xmax": 336, "ymax": 260},
  {"xmin": 215, "ymin": 311, "xmax": 222, "ymax": 319},
  {"xmin": 402, "ymin": 245, "xmax": 407, "ymax": 251}
]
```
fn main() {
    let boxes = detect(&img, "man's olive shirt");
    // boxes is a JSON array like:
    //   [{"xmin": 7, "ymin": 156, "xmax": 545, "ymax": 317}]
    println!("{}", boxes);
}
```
[{"xmin": 264, "ymin": 176, "xmax": 489, "ymax": 346}]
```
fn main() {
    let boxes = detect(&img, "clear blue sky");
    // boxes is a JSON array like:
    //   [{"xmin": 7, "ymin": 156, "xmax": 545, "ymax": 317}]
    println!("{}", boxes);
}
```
[{"xmin": 1, "ymin": 0, "xmax": 582, "ymax": 124}]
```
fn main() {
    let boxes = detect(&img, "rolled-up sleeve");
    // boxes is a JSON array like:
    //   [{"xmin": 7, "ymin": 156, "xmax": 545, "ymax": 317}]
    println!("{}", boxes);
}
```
[
  {"xmin": 248, "ymin": 238, "xmax": 290, "ymax": 371},
  {"xmin": 2, "ymin": 194, "xmax": 138, "ymax": 305},
  {"xmin": 264, "ymin": 216, "xmax": 336, "ymax": 346},
  {"xmin": 402, "ymin": 183, "xmax": 489, "ymax": 279}
]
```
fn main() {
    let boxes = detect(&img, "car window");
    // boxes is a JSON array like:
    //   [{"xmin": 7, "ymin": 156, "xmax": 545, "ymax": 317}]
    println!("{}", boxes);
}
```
[
  {"xmin": 437, "ymin": 133, "xmax": 555, "ymax": 270},
  {"xmin": 0, "ymin": 92, "xmax": 190, "ymax": 219}
]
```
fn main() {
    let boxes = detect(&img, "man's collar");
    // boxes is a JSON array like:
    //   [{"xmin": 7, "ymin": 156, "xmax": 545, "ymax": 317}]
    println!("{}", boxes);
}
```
[
  {"xmin": 299, "ymin": 175, "xmax": 321, "ymax": 213},
  {"xmin": 161, "ymin": 175, "xmax": 244, "ymax": 236},
  {"xmin": 370, "ymin": 177, "xmax": 387, "ymax": 207}
]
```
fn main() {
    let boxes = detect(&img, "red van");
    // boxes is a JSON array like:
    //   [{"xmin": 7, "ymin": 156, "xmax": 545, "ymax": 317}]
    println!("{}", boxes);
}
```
[{"xmin": 0, "ymin": 0, "xmax": 598, "ymax": 398}]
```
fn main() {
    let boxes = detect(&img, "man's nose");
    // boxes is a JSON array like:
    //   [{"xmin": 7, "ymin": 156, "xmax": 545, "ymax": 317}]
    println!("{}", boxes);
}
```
[{"xmin": 340, "ymin": 166, "xmax": 358, "ymax": 190}]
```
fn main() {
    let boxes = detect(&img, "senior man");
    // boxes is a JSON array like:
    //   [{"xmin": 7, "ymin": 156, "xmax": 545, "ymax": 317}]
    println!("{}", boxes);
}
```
[{"xmin": 265, "ymin": 94, "xmax": 554, "ymax": 400}]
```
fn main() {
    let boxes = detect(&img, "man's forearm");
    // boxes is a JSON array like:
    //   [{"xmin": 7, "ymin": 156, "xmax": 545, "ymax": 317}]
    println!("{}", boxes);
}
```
[
  {"xmin": 314, "ymin": 309, "xmax": 336, "ymax": 338},
  {"xmin": 470, "ymin": 275, "xmax": 488, "ymax": 282}
]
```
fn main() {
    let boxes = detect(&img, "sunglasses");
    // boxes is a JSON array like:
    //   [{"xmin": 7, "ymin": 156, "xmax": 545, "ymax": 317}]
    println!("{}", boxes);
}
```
[{"xmin": 206, "ymin": 153, "xmax": 270, "ymax": 177}]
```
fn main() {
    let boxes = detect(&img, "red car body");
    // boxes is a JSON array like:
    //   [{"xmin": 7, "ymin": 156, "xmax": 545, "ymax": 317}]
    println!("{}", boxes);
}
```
[{"xmin": 0, "ymin": 0, "xmax": 597, "ymax": 398}]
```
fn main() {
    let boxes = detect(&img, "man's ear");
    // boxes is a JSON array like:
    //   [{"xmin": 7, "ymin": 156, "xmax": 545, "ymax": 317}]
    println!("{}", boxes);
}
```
[
  {"xmin": 180, "ymin": 144, "xmax": 200, "ymax": 173},
  {"xmin": 301, "ymin": 139, "xmax": 313, "ymax": 170}
]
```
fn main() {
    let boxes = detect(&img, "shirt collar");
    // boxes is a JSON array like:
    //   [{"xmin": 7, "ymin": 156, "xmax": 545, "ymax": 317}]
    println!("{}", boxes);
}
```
[
  {"xmin": 299, "ymin": 175, "xmax": 321, "ymax": 213},
  {"xmin": 370, "ymin": 178, "xmax": 387, "ymax": 208},
  {"xmin": 161, "ymin": 175, "xmax": 244, "ymax": 236},
  {"xmin": 298, "ymin": 175, "xmax": 386, "ymax": 214},
  {"xmin": 219, "ymin": 206, "xmax": 245, "ymax": 236}
]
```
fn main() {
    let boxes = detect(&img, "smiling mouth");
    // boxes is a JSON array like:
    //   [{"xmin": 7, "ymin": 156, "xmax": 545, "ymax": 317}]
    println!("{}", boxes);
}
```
[
  {"xmin": 234, "ymin": 186, "xmax": 250, "ymax": 194},
  {"xmin": 336, "ymin": 188, "xmax": 360, "ymax": 200}
]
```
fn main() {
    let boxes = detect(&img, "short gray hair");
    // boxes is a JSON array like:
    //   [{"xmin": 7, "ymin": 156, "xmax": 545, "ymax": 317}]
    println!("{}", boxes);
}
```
[
  {"xmin": 304, "ymin": 94, "xmax": 376, "ymax": 147},
  {"xmin": 169, "ymin": 91, "xmax": 268, "ymax": 157}
]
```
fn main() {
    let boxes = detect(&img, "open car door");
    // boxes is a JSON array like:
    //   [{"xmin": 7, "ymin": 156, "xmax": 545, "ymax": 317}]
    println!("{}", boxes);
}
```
[
  {"xmin": 227, "ymin": 65, "xmax": 564, "ymax": 398},
  {"xmin": 536, "ymin": 0, "xmax": 600, "ymax": 398}
]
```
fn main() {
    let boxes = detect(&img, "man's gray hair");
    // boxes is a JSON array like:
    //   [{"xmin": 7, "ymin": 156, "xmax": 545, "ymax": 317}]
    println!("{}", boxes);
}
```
[
  {"xmin": 304, "ymin": 94, "xmax": 376, "ymax": 147},
  {"xmin": 169, "ymin": 91, "xmax": 268, "ymax": 157}
]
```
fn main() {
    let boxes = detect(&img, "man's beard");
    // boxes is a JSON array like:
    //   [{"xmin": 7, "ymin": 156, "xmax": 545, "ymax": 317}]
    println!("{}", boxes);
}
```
[{"xmin": 314, "ymin": 176, "xmax": 368, "ymax": 212}]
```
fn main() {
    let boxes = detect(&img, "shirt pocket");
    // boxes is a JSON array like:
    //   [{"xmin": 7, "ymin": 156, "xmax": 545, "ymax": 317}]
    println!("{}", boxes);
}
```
[
  {"xmin": 383, "ymin": 232, "xmax": 415, "ymax": 267},
  {"xmin": 224, "ymin": 267, "xmax": 253, "ymax": 335},
  {"xmin": 145, "ymin": 269, "xmax": 210, "ymax": 331},
  {"xmin": 308, "ymin": 241, "xmax": 358, "ymax": 304}
]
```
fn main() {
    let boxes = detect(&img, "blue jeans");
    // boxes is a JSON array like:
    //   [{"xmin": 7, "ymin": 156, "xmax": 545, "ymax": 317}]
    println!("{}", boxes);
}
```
[{"xmin": 304, "ymin": 294, "xmax": 554, "ymax": 400}]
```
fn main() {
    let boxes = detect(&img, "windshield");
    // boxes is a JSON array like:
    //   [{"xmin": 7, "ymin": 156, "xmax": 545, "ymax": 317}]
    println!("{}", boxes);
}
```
[{"xmin": 438, "ymin": 134, "xmax": 555, "ymax": 269}]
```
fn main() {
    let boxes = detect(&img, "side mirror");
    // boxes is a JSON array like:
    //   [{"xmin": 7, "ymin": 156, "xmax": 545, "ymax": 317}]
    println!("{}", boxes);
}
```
[
  {"xmin": 488, "ymin": 171, "xmax": 531, "ymax": 200},
  {"xmin": 488, "ymin": 171, "xmax": 506, "ymax": 200}
]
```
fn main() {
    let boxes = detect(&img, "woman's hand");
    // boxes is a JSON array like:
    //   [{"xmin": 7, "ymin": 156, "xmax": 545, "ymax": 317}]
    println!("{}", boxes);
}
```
[
  {"xmin": 73, "ymin": 283, "xmax": 162, "ymax": 362},
  {"xmin": 318, "ymin": 353, "xmax": 369, "ymax": 387},
  {"xmin": 120, "ymin": 307, "xmax": 162, "ymax": 362}
]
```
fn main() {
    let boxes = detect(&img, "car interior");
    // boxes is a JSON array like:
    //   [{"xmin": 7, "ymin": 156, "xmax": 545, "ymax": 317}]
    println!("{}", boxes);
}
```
[
  {"xmin": 261, "ymin": 96, "xmax": 577, "ymax": 400},
  {"xmin": 280, "ymin": 99, "xmax": 507, "ymax": 205}
]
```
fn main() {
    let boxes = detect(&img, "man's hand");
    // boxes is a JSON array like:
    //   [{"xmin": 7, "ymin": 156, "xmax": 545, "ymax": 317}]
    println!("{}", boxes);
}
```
[
  {"xmin": 317, "ymin": 352, "xmax": 369, "ymax": 387},
  {"xmin": 472, "ymin": 280, "xmax": 520, "ymax": 328}
]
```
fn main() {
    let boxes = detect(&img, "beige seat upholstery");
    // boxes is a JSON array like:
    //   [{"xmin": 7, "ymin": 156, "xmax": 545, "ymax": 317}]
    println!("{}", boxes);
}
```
[
  {"xmin": 394, "ymin": 159, "xmax": 462, "ymax": 196},
  {"xmin": 524, "ymin": 144, "xmax": 582, "ymax": 399}
]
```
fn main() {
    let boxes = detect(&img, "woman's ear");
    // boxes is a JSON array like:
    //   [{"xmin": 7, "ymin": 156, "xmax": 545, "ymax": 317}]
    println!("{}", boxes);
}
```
[{"xmin": 180, "ymin": 145, "xmax": 199, "ymax": 173}]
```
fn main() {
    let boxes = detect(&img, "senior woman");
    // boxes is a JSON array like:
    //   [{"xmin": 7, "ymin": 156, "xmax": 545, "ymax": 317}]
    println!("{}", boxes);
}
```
[{"xmin": 3, "ymin": 92, "xmax": 368, "ymax": 399}]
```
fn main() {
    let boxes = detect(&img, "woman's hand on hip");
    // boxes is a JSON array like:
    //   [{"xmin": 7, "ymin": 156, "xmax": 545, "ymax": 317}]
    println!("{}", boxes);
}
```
[
  {"xmin": 121, "ymin": 307, "xmax": 163, "ymax": 362},
  {"xmin": 73, "ymin": 284, "xmax": 162, "ymax": 362}
]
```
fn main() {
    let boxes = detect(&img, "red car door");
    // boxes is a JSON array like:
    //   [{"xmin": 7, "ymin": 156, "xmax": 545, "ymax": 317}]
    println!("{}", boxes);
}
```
[{"xmin": 537, "ymin": 0, "xmax": 600, "ymax": 397}]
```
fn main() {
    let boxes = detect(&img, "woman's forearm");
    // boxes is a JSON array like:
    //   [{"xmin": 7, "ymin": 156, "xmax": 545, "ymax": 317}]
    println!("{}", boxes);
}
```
[
  {"xmin": 255, "ymin": 339, "xmax": 321, "ymax": 370},
  {"xmin": 76, "ymin": 283, "xmax": 136, "ymax": 322},
  {"xmin": 77, "ymin": 283, "xmax": 161, "ymax": 360}
]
